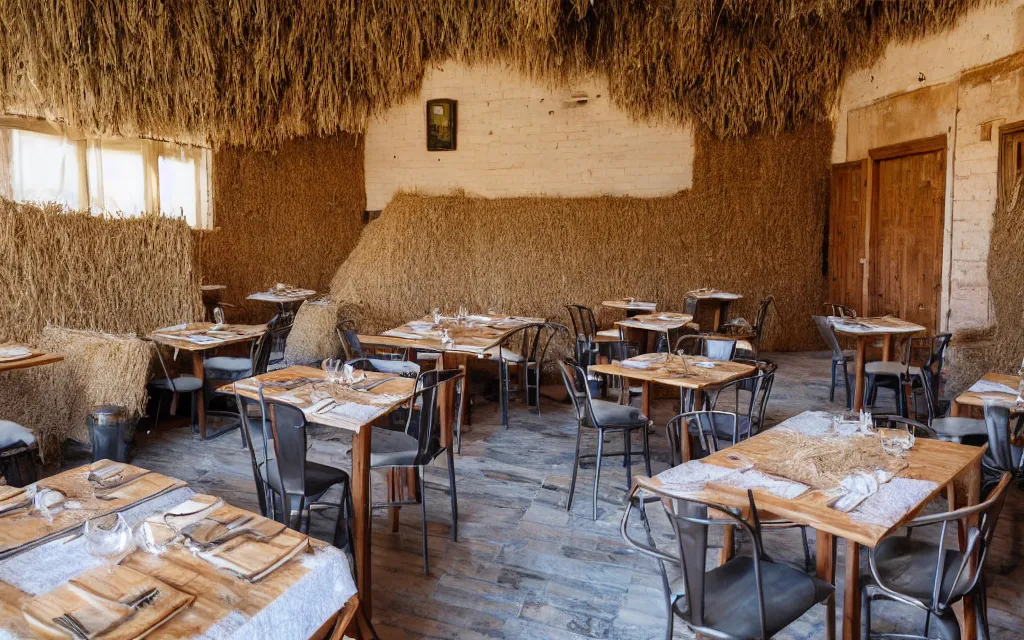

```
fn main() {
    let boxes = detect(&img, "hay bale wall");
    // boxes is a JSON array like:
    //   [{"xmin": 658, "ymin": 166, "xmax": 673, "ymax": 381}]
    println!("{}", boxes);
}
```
[
  {"xmin": 0, "ymin": 328, "xmax": 152, "ymax": 462},
  {"xmin": 0, "ymin": 1, "xmax": 984, "ymax": 146},
  {"xmin": 330, "ymin": 125, "xmax": 832, "ymax": 352},
  {"xmin": 0, "ymin": 199, "xmax": 203, "ymax": 343},
  {"xmin": 197, "ymin": 134, "xmax": 366, "ymax": 322}
]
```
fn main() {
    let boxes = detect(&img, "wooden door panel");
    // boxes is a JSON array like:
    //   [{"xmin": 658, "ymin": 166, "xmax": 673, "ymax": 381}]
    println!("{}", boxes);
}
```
[
  {"xmin": 828, "ymin": 162, "xmax": 865, "ymax": 312},
  {"xmin": 870, "ymin": 148, "xmax": 945, "ymax": 332}
]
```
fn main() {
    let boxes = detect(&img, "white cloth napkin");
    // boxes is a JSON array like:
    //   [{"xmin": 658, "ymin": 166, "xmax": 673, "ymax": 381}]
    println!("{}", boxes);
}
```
[
  {"xmin": 619, "ymin": 360, "xmax": 649, "ymax": 369},
  {"xmin": 328, "ymin": 403, "xmax": 383, "ymax": 423},
  {"xmin": 968, "ymin": 380, "xmax": 1019, "ymax": 396},
  {"xmin": 186, "ymin": 334, "xmax": 224, "ymax": 345},
  {"xmin": 382, "ymin": 330, "xmax": 424, "ymax": 340},
  {"xmin": 0, "ymin": 346, "xmax": 32, "ymax": 361},
  {"xmin": 693, "ymin": 361, "xmax": 715, "ymax": 369}
]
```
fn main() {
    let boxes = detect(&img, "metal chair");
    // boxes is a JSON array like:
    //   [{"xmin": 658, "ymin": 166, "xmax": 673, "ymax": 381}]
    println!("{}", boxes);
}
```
[
  {"xmin": 722, "ymin": 295, "xmax": 774, "ymax": 358},
  {"xmin": 861, "ymin": 472, "xmax": 1012, "ymax": 640},
  {"xmin": 369, "ymin": 369, "xmax": 464, "ymax": 574},
  {"xmin": 864, "ymin": 333, "xmax": 951, "ymax": 418},
  {"xmin": 824, "ymin": 302, "xmax": 857, "ymax": 318},
  {"xmin": 336, "ymin": 318, "xmax": 426, "ymax": 364},
  {"xmin": 559, "ymin": 358, "xmax": 652, "ymax": 520},
  {"xmin": 812, "ymin": 315, "xmax": 853, "ymax": 410},
  {"xmin": 147, "ymin": 341, "xmax": 201, "ymax": 434},
  {"xmin": 490, "ymin": 322, "xmax": 564, "ymax": 427},
  {"xmin": 917, "ymin": 368, "xmax": 988, "ymax": 444},
  {"xmin": 621, "ymin": 485, "xmax": 834, "ymax": 640},
  {"xmin": 980, "ymin": 399, "xmax": 1024, "ymax": 494},
  {"xmin": 673, "ymin": 334, "xmax": 737, "ymax": 361},
  {"xmin": 604, "ymin": 339, "xmax": 643, "ymax": 405},
  {"xmin": 707, "ymin": 361, "xmax": 777, "ymax": 439},
  {"xmin": 566, "ymin": 304, "xmax": 606, "ymax": 366},
  {"xmin": 870, "ymin": 414, "xmax": 939, "ymax": 438}
]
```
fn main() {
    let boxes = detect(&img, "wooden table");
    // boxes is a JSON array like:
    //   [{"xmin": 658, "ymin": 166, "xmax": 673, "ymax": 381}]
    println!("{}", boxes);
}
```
[
  {"xmin": 830, "ymin": 316, "xmax": 925, "ymax": 412},
  {"xmin": 952, "ymin": 372, "xmax": 1023, "ymax": 417},
  {"xmin": 149, "ymin": 323, "xmax": 267, "ymax": 439},
  {"xmin": 590, "ymin": 353, "xmax": 754, "ymax": 460},
  {"xmin": 685, "ymin": 289, "xmax": 743, "ymax": 331},
  {"xmin": 601, "ymin": 299, "xmax": 657, "ymax": 317},
  {"xmin": 615, "ymin": 312, "xmax": 694, "ymax": 353},
  {"xmin": 0, "ymin": 344, "xmax": 63, "ymax": 374},
  {"xmin": 227, "ymin": 365, "xmax": 416, "ymax": 623},
  {"xmin": 638, "ymin": 419, "xmax": 985, "ymax": 640},
  {"xmin": 247, "ymin": 288, "xmax": 316, "ymax": 314}
]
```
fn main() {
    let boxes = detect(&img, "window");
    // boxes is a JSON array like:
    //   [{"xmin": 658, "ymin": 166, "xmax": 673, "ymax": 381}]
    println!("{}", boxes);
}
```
[
  {"xmin": 0, "ymin": 117, "xmax": 213, "ymax": 228},
  {"xmin": 999, "ymin": 122, "xmax": 1024, "ymax": 203}
]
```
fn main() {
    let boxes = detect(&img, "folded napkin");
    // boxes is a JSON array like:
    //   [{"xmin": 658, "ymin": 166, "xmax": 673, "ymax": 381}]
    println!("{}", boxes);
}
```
[
  {"xmin": 365, "ymin": 393, "xmax": 408, "ymax": 406},
  {"xmin": 23, "ymin": 565, "xmax": 193, "ymax": 640},
  {"xmin": 197, "ymin": 519, "xmax": 308, "ymax": 582},
  {"xmin": 142, "ymin": 495, "xmax": 224, "ymax": 547},
  {"xmin": 693, "ymin": 361, "xmax": 716, "ymax": 369},
  {"xmin": 0, "ymin": 346, "xmax": 33, "ymax": 361},
  {"xmin": 968, "ymin": 380, "xmax": 1019, "ymax": 396},
  {"xmin": 185, "ymin": 334, "xmax": 224, "ymax": 345},
  {"xmin": 328, "ymin": 402, "xmax": 383, "ymax": 423},
  {"xmin": 618, "ymin": 360, "xmax": 650, "ymax": 370}
]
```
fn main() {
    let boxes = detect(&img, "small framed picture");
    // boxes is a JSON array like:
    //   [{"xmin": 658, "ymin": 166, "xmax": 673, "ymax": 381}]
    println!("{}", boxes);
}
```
[{"xmin": 426, "ymin": 99, "xmax": 457, "ymax": 151}]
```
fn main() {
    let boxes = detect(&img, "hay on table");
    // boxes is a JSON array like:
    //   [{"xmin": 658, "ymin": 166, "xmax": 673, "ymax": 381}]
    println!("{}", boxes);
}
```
[{"xmin": 750, "ymin": 430, "xmax": 907, "ymax": 491}]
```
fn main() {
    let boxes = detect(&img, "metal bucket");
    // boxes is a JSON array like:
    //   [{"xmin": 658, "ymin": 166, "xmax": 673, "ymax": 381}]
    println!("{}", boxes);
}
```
[{"xmin": 86, "ymin": 405, "xmax": 134, "ymax": 463}]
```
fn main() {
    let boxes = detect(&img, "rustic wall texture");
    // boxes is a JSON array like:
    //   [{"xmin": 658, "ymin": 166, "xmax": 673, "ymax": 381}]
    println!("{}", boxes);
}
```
[
  {"xmin": 198, "ymin": 134, "xmax": 366, "ymax": 321},
  {"xmin": 331, "ymin": 124, "xmax": 833, "ymax": 353}
]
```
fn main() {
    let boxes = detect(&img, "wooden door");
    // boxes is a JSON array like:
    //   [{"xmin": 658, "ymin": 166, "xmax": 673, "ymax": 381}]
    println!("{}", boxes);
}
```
[
  {"xmin": 999, "ymin": 125, "xmax": 1024, "ymax": 202},
  {"xmin": 869, "ymin": 142, "xmax": 946, "ymax": 332},
  {"xmin": 828, "ymin": 161, "xmax": 866, "ymax": 311}
]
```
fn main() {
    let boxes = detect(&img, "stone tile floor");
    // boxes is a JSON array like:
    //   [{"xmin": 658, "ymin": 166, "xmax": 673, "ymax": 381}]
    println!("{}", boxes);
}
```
[{"xmin": 63, "ymin": 351, "xmax": 1024, "ymax": 639}]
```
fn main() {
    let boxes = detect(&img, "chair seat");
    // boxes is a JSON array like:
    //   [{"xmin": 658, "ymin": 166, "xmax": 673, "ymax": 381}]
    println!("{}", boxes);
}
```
[
  {"xmin": 672, "ymin": 556, "xmax": 833, "ymax": 639},
  {"xmin": 368, "ymin": 427, "xmax": 421, "ymax": 468},
  {"xmin": 364, "ymin": 358, "xmax": 421, "ymax": 377},
  {"xmin": 587, "ymin": 399, "xmax": 648, "ymax": 428},
  {"xmin": 864, "ymin": 361, "xmax": 920, "ymax": 378},
  {"xmin": 865, "ymin": 535, "xmax": 971, "ymax": 606},
  {"xmin": 259, "ymin": 459, "xmax": 349, "ymax": 497},
  {"xmin": 149, "ymin": 375, "xmax": 203, "ymax": 393},
  {"xmin": 932, "ymin": 416, "xmax": 987, "ymax": 438},
  {"xmin": 596, "ymin": 329, "xmax": 620, "ymax": 339},
  {"xmin": 833, "ymin": 350, "xmax": 855, "ymax": 362},
  {"xmin": 204, "ymin": 356, "xmax": 253, "ymax": 377}
]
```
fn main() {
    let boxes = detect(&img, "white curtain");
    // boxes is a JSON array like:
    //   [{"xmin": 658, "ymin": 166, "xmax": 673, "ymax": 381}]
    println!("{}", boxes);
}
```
[{"xmin": 5, "ymin": 129, "xmax": 81, "ymax": 208}]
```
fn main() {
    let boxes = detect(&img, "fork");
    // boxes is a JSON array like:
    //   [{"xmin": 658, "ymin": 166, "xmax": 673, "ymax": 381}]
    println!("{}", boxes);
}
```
[{"xmin": 52, "ymin": 613, "xmax": 89, "ymax": 639}]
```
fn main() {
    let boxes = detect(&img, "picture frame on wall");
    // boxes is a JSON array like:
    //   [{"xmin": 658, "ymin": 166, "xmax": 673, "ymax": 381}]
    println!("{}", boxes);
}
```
[{"xmin": 426, "ymin": 99, "xmax": 457, "ymax": 151}]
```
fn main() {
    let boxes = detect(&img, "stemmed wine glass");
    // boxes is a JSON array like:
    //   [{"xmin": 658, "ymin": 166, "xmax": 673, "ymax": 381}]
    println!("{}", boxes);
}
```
[
  {"xmin": 84, "ymin": 513, "xmax": 136, "ymax": 572},
  {"xmin": 431, "ymin": 308, "xmax": 443, "ymax": 326}
]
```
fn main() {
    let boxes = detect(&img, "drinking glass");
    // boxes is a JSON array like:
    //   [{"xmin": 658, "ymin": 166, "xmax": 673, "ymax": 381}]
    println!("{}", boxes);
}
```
[
  {"xmin": 30, "ymin": 487, "xmax": 66, "ymax": 523},
  {"xmin": 457, "ymin": 305, "xmax": 468, "ymax": 324},
  {"xmin": 431, "ymin": 308, "xmax": 443, "ymax": 326},
  {"xmin": 84, "ymin": 513, "xmax": 135, "ymax": 570},
  {"xmin": 441, "ymin": 329, "xmax": 453, "ymax": 347},
  {"xmin": 213, "ymin": 306, "xmax": 225, "ymax": 325},
  {"xmin": 322, "ymin": 358, "xmax": 343, "ymax": 384}
]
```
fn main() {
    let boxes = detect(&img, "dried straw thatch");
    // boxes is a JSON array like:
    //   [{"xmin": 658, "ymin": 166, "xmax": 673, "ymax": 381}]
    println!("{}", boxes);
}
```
[
  {"xmin": 282, "ymin": 298, "xmax": 345, "ymax": 366},
  {"xmin": 0, "ymin": 327, "xmax": 152, "ymax": 462},
  {"xmin": 0, "ymin": 1, "xmax": 985, "ymax": 146},
  {"xmin": 197, "ymin": 134, "xmax": 365, "ymax": 322},
  {"xmin": 330, "ymin": 124, "xmax": 832, "ymax": 351},
  {"xmin": 0, "ymin": 198, "xmax": 203, "ymax": 343}
]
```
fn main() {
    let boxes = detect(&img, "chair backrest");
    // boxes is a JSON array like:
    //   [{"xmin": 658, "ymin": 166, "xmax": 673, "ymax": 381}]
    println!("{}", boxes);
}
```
[
  {"xmin": 335, "ymin": 319, "xmax": 365, "ymax": 360},
  {"xmin": 148, "ymin": 340, "xmax": 180, "ymax": 390},
  {"xmin": 812, "ymin": 315, "xmax": 845, "ymax": 359},
  {"xmin": 401, "ymin": 368, "xmax": 464, "ymax": 465},
  {"xmin": 703, "ymin": 337, "xmax": 737, "ymax": 361},
  {"xmin": 234, "ymin": 387, "xmax": 275, "ymax": 517},
  {"xmin": 871, "ymin": 414, "xmax": 938, "ymax": 438},
  {"xmin": 682, "ymin": 296, "xmax": 698, "ymax": 316},
  {"xmin": 621, "ymin": 485, "xmax": 769, "ymax": 637},
  {"xmin": 867, "ymin": 472, "xmax": 1012, "ymax": 615},
  {"xmin": 265, "ymin": 400, "xmax": 309, "ymax": 498},
  {"xmin": 824, "ymin": 302, "xmax": 856, "ymax": 318},
  {"xmin": 605, "ymin": 339, "xmax": 638, "ymax": 364},
  {"xmin": 905, "ymin": 333, "xmax": 951, "ymax": 403},
  {"xmin": 666, "ymin": 411, "xmax": 739, "ymax": 463},
  {"xmin": 752, "ymin": 296, "xmax": 774, "ymax": 344},
  {"xmin": 981, "ymin": 400, "xmax": 1023, "ymax": 489},
  {"xmin": 558, "ymin": 357, "xmax": 588, "ymax": 423},
  {"xmin": 346, "ymin": 356, "xmax": 419, "ymax": 378},
  {"xmin": 251, "ymin": 316, "xmax": 293, "ymax": 376},
  {"xmin": 708, "ymin": 362, "xmax": 777, "ymax": 439},
  {"xmin": 565, "ymin": 305, "xmax": 598, "ymax": 340}
]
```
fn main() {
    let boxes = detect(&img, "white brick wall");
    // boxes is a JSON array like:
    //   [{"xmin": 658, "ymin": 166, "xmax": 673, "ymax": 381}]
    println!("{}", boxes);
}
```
[
  {"xmin": 832, "ymin": 0, "xmax": 1024, "ymax": 332},
  {"xmin": 364, "ymin": 63, "xmax": 694, "ymax": 210}
]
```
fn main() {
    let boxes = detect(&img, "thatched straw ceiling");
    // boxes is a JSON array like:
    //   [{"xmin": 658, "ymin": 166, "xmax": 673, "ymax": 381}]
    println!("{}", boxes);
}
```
[{"xmin": 0, "ymin": 0, "xmax": 986, "ymax": 147}]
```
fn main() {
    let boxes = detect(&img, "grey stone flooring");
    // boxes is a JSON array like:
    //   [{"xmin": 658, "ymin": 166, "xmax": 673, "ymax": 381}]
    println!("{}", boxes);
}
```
[{"xmin": 62, "ymin": 351, "xmax": 1024, "ymax": 639}]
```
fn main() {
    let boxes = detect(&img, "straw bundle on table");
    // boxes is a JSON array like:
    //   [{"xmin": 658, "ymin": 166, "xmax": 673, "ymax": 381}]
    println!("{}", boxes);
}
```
[
  {"xmin": 330, "ymin": 124, "xmax": 832, "ymax": 353},
  {"xmin": 0, "ymin": 1, "xmax": 983, "ymax": 146},
  {"xmin": 751, "ymin": 430, "xmax": 907, "ymax": 491},
  {"xmin": 0, "ymin": 199, "xmax": 203, "ymax": 343},
  {"xmin": 0, "ymin": 327, "xmax": 152, "ymax": 463},
  {"xmin": 283, "ymin": 299, "xmax": 344, "ymax": 366}
]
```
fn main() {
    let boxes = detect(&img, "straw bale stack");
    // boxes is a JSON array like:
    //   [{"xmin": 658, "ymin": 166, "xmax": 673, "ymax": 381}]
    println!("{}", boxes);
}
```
[
  {"xmin": 0, "ymin": 1, "xmax": 983, "ymax": 146},
  {"xmin": 330, "ymin": 124, "xmax": 832, "ymax": 352},
  {"xmin": 283, "ymin": 299, "xmax": 344, "ymax": 366},
  {"xmin": 0, "ymin": 198, "xmax": 203, "ymax": 342},
  {"xmin": 0, "ymin": 328, "xmax": 152, "ymax": 462}
]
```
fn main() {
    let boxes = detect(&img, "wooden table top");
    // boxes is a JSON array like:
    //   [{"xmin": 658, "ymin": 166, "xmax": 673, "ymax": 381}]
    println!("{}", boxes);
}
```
[
  {"xmin": 227, "ymin": 365, "xmax": 416, "ymax": 433},
  {"xmin": 0, "ymin": 344, "xmax": 63, "ymax": 373},
  {"xmin": 638, "ymin": 421, "xmax": 984, "ymax": 548},
  {"xmin": 149, "ymin": 323, "xmax": 266, "ymax": 352},
  {"xmin": 589, "ymin": 353, "xmax": 755, "ymax": 390},
  {"xmin": 685, "ymin": 289, "xmax": 743, "ymax": 301},
  {"xmin": 615, "ymin": 312, "xmax": 694, "ymax": 333},
  {"xmin": 830, "ymin": 315, "xmax": 925, "ymax": 337},
  {"xmin": 199, "ymin": 284, "xmax": 226, "ymax": 292},
  {"xmin": 247, "ymin": 288, "xmax": 316, "ymax": 304},
  {"xmin": 955, "ymin": 372, "xmax": 1023, "ymax": 412},
  {"xmin": 0, "ymin": 461, "xmax": 186, "ymax": 559},
  {"xmin": 601, "ymin": 299, "xmax": 657, "ymax": 312},
  {"xmin": 371, "ymin": 314, "xmax": 546, "ymax": 355}
]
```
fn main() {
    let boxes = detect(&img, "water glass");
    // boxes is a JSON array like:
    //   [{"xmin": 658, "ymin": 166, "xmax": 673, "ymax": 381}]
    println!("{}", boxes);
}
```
[
  {"xmin": 84, "ymin": 513, "xmax": 135, "ymax": 569},
  {"xmin": 213, "ymin": 306, "xmax": 225, "ymax": 325},
  {"xmin": 431, "ymin": 308, "xmax": 443, "ymax": 325}
]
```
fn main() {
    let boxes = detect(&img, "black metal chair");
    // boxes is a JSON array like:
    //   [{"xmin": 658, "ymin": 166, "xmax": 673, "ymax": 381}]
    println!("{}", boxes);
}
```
[
  {"xmin": 559, "ymin": 358, "xmax": 652, "ymax": 520},
  {"xmin": 918, "ymin": 368, "xmax": 989, "ymax": 444},
  {"xmin": 673, "ymin": 334, "xmax": 737, "ymax": 361},
  {"xmin": 490, "ymin": 322, "xmax": 564, "ymax": 427},
  {"xmin": 621, "ymin": 485, "xmax": 833, "ymax": 640},
  {"xmin": 147, "ymin": 341, "xmax": 202, "ymax": 434},
  {"xmin": 604, "ymin": 339, "xmax": 643, "ymax": 405},
  {"xmin": 864, "ymin": 333, "xmax": 951, "ymax": 418},
  {"xmin": 870, "ymin": 414, "xmax": 939, "ymax": 438},
  {"xmin": 336, "ymin": 318, "xmax": 428, "ymax": 368},
  {"xmin": 722, "ymin": 295, "xmax": 774, "ymax": 359},
  {"xmin": 861, "ymin": 472, "xmax": 1012, "ymax": 640},
  {"xmin": 233, "ymin": 390, "xmax": 352, "ymax": 549},
  {"xmin": 369, "ymin": 369, "xmax": 464, "ymax": 574},
  {"xmin": 566, "ymin": 304, "xmax": 609, "ymax": 366},
  {"xmin": 824, "ymin": 302, "xmax": 857, "ymax": 318},
  {"xmin": 707, "ymin": 360, "xmax": 777, "ymax": 439},
  {"xmin": 980, "ymin": 399, "xmax": 1024, "ymax": 494},
  {"xmin": 812, "ymin": 315, "xmax": 853, "ymax": 410}
]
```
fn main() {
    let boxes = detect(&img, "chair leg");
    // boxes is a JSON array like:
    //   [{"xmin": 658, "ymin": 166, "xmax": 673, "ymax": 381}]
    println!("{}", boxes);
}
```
[
  {"xmin": 419, "ymin": 467, "xmax": 429, "ymax": 574},
  {"xmin": 153, "ymin": 393, "xmax": 163, "ymax": 434},
  {"xmin": 800, "ymin": 527, "xmax": 812, "ymax": 573},
  {"xmin": 499, "ymin": 361, "xmax": 510, "ymax": 429},
  {"xmin": 332, "ymin": 482, "xmax": 352, "ymax": 551},
  {"xmin": 843, "ymin": 366, "xmax": 853, "ymax": 410},
  {"xmin": 862, "ymin": 588, "xmax": 871, "ymax": 640},
  {"xmin": 623, "ymin": 431, "xmax": 632, "ymax": 491},
  {"xmin": 446, "ymin": 447, "xmax": 458, "ymax": 542},
  {"xmin": 664, "ymin": 595, "xmax": 676, "ymax": 640},
  {"xmin": 642, "ymin": 423, "xmax": 652, "ymax": 478},
  {"xmin": 191, "ymin": 392, "xmax": 199, "ymax": 436},
  {"xmin": 567, "ymin": 423, "xmax": 583, "ymax": 513},
  {"xmin": 593, "ymin": 429, "xmax": 605, "ymax": 521},
  {"xmin": 830, "ymin": 360, "xmax": 837, "ymax": 402}
]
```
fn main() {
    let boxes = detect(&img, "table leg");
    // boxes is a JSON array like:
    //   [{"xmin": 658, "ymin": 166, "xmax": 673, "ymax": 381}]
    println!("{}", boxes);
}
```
[
  {"xmin": 951, "ymin": 400, "xmax": 962, "ymax": 417},
  {"xmin": 881, "ymin": 334, "xmax": 893, "ymax": 361},
  {"xmin": 192, "ymin": 352, "xmax": 207, "ymax": 439},
  {"xmin": 351, "ymin": 426, "xmax": 372, "ymax": 619},
  {"xmin": 853, "ymin": 337, "xmax": 867, "ymax": 412},
  {"xmin": 712, "ymin": 304, "xmax": 723, "ymax": 332},
  {"xmin": 640, "ymin": 380, "xmax": 651, "ymax": 418},
  {"xmin": 719, "ymin": 525, "xmax": 734, "ymax": 566},
  {"xmin": 816, "ymin": 532, "xmax": 836, "ymax": 640},
  {"xmin": 948, "ymin": 457, "xmax": 982, "ymax": 640},
  {"xmin": 843, "ymin": 539, "xmax": 861, "ymax": 640}
]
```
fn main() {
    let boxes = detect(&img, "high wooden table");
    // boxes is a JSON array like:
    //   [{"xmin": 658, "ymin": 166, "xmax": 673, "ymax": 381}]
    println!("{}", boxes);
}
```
[
  {"xmin": 149, "ymin": 323, "xmax": 267, "ymax": 439},
  {"xmin": 590, "ymin": 353, "xmax": 754, "ymax": 460},
  {"xmin": 0, "ymin": 344, "xmax": 63, "ymax": 374},
  {"xmin": 952, "ymin": 372, "xmax": 1023, "ymax": 417},
  {"xmin": 830, "ymin": 316, "xmax": 925, "ymax": 412},
  {"xmin": 638, "ymin": 416, "xmax": 985, "ymax": 640},
  {"xmin": 615, "ymin": 312, "xmax": 694, "ymax": 353},
  {"xmin": 685, "ymin": 289, "xmax": 742, "ymax": 331},
  {"xmin": 247, "ymin": 288, "xmax": 316, "ymax": 316},
  {"xmin": 601, "ymin": 298, "xmax": 657, "ymax": 317},
  {"xmin": 227, "ymin": 365, "xmax": 416, "ymax": 623}
]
